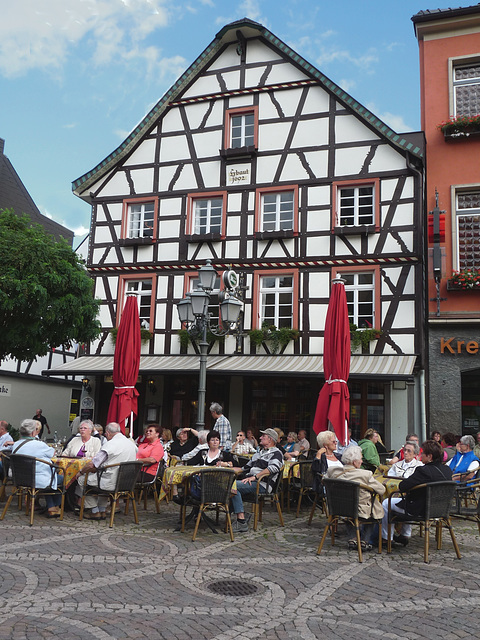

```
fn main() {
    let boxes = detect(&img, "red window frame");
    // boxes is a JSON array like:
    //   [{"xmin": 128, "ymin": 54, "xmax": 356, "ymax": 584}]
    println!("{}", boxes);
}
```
[{"xmin": 121, "ymin": 197, "xmax": 159, "ymax": 240}]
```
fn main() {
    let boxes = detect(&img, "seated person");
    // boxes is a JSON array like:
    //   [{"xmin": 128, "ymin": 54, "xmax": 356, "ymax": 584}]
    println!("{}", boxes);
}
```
[
  {"xmin": 136, "ymin": 424, "xmax": 165, "ymax": 482},
  {"xmin": 245, "ymin": 429, "xmax": 258, "ymax": 450},
  {"xmin": 442, "ymin": 432, "xmax": 458, "ymax": 462},
  {"xmin": 389, "ymin": 433, "xmax": 421, "ymax": 464},
  {"xmin": 358, "ymin": 429, "xmax": 380, "ymax": 471},
  {"xmin": 387, "ymin": 441, "xmax": 423, "ymax": 478},
  {"xmin": 12, "ymin": 419, "xmax": 63, "ymax": 518},
  {"xmin": 381, "ymin": 439, "xmax": 453, "ymax": 546},
  {"xmin": 182, "ymin": 430, "xmax": 209, "ymax": 464},
  {"xmin": 327, "ymin": 445, "xmax": 385, "ymax": 550},
  {"xmin": 230, "ymin": 428, "xmax": 284, "ymax": 533},
  {"xmin": 232, "ymin": 431, "xmax": 257, "ymax": 455},
  {"xmin": 169, "ymin": 428, "xmax": 199, "ymax": 459},
  {"xmin": 312, "ymin": 430, "xmax": 343, "ymax": 473},
  {"xmin": 335, "ymin": 428, "xmax": 357, "ymax": 457},
  {"xmin": 284, "ymin": 429, "xmax": 310, "ymax": 460},
  {"xmin": 447, "ymin": 435, "xmax": 480, "ymax": 481},
  {"xmin": 188, "ymin": 430, "xmax": 234, "ymax": 467},
  {"xmin": 0, "ymin": 420, "xmax": 14, "ymax": 478},
  {"xmin": 161, "ymin": 429, "xmax": 173, "ymax": 456},
  {"xmin": 474, "ymin": 431, "xmax": 480, "ymax": 460},
  {"xmin": 282, "ymin": 432, "xmax": 298, "ymax": 456},
  {"xmin": 62, "ymin": 420, "xmax": 102, "ymax": 458}
]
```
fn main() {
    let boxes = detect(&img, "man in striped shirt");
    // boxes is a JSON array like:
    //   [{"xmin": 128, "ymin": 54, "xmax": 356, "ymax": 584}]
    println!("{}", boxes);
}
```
[{"xmin": 231, "ymin": 428, "xmax": 284, "ymax": 532}]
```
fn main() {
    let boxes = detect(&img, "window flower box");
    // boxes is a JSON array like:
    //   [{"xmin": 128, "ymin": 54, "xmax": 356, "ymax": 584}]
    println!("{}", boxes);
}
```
[
  {"xmin": 438, "ymin": 114, "xmax": 480, "ymax": 140},
  {"xmin": 447, "ymin": 269, "xmax": 480, "ymax": 291}
]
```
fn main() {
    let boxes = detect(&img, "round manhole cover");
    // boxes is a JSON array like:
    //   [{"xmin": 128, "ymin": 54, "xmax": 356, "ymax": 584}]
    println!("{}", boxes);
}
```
[{"xmin": 207, "ymin": 579, "xmax": 258, "ymax": 596}]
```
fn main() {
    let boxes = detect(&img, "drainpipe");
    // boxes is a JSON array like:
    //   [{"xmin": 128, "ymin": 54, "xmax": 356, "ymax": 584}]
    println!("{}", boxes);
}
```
[{"xmin": 420, "ymin": 369, "xmax": 427, "ymax": 442}]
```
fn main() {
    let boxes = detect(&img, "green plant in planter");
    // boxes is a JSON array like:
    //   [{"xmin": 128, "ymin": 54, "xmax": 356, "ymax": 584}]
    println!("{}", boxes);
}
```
[
  {"xmin": 177, "ymin": 328, "xmax": 225, "ymax": 349},
  {"xmin": 349, "ymin": 323, "xmax": 382, "ymax": 352},
  {"xmin": 437, "ymin": 113, "xmax": 480, "ymax": 135},
  {"xmin": 248, "ymin": 323, "xmax": 299, "ymax": 354},
  {"xmin": 109, "ymin": 327, "xmax": 153, "ymax": 344}
]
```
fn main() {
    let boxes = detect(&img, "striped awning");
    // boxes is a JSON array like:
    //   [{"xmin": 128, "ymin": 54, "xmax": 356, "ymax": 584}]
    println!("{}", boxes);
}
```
[{"xmin": 43, "ymin": 353, "xmax": 417, "ymax": 378}]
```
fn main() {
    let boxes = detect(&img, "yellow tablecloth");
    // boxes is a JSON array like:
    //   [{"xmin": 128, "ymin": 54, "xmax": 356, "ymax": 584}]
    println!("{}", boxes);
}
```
[
  {"xmin": 53, "ymin": 457, "xmax": 90, "ymax": 489},
  {"xmin": 376, "ymin": 473, "xmax": 402, "ymax": 499},
  {"xmin": 160, "ymin": 465, "xmax": 237, "ymax": 502},
  {"xmin": 283, "ymin": 460, "xmax": 301, "ymax": 479}
]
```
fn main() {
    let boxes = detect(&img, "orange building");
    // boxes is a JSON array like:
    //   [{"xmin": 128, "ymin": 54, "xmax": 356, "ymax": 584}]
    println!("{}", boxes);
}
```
[{"xmin": 413, "ymin": 5, "xmax": 480, "ymax": 435}]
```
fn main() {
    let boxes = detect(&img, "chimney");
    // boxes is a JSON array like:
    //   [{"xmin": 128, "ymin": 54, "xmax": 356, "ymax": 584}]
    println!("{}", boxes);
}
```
[{"xmin": 0, "ymin": 138, "xmax": 4, "ymax": 155}]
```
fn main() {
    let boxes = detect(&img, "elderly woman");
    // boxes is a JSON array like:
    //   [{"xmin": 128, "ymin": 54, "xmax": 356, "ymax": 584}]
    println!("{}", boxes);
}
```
[
  {"xmin": 188, "ymin": 430, "xmax": 235, "ymax": 467},
  {"xmin": 387, "ymin": 441, "xmax": 423, "ymax": 478},
  {"xmin": 136, "ymin": 424, "xmax": 164, "ymax": 481},
  {"xmin": 327, "ymin": 445, "xmax": 385, "ymax": 550},
  {"xmin": 358, "ymin": 428, "xmax": 381, "ymax": 471},
  {"xmin": 282, "ymin": 432, "xmax": 298, "ymax": 455},
  {"xmin": 12, "ymin": 419, "xmax": 63, "ymax": 518},
  {"xmin": 245, "ymin": 429, "xmax": 258, "ymax": 450},
  {"xmin": 312, "ymin": 431, "xmax": 343, "ymax": 473},
  {"xmin": 447, "ymin": 435, "xmax": 480, "ymax": 480},
  {"xmin": 62, "ymin": 420, "xmax": 102, "ymax": 458}
]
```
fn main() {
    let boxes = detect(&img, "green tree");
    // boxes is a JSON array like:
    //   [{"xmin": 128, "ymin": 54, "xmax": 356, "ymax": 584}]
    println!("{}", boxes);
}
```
[{"xmin": 0, "ymin": 208, "xmax": 101, "ymax": 362}]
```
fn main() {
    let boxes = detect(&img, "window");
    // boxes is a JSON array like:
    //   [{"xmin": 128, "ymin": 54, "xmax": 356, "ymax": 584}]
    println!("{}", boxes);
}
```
[
  {"xmin": 121, "ymin": 198, "xmax": 158, "ymax": 241},
  {"xmin": 255, "ymin": 186, "xmax": 298, "ymax": 235},
  {"xmin": 343, "ymin": 272, "xmax": 375, "ymax": 328},
  {"xmin": 339, "ymin": 186, "xmax": 374, "ymax": 226},
  {"xmin": 124, "ymin": 279, "xmax": 153, "ymax": 329},
  {"xmin": 187, "ymin": 192, "xmax": 226, "ymax": 237},
  {"xmin": 224, "ymin": 107, "xmax": 258, "ymax": 151},
  {"xmin": 260, "ymin": 274, "xmax": 294, "ymax": 328},
  {"xmin": 454, "ymin": 62, "xmax": 480, "ymax": 117},
  {"xmin": 456, "ymin": 191, "xmax": 480, "ymax": 270}
]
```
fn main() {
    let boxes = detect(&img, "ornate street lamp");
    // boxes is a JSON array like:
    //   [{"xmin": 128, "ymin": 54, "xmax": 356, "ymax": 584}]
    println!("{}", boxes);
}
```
[{"xmin": 176, "ymin": 260, "xmax": 243, "ymax": 428}]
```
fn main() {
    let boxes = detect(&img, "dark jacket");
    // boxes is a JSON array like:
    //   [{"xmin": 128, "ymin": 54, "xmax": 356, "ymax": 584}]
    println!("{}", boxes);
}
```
[
  {"xmin": 399, "ymin": 461, "xmax": 453, "ymax": 516},
  {"xmin": 312, "ymin": 452, "xmax": 342, "ymax": 493},
  {"xmin": 188, "ymin": 449, "xmax": 234, "ymax": 467},
  {"xmin": 169, "ymin": 436, "xmax": 198, "ymax": 458}
]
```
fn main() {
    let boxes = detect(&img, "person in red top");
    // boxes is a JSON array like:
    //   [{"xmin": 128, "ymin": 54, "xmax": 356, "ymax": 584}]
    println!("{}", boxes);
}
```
[
  {"xmin": 136, "ymin": 425, "xmax": 164, "ymax": 482},
  {"xmin": 390, "ymin": 433, "xmax": 421, "ymax": 464}
]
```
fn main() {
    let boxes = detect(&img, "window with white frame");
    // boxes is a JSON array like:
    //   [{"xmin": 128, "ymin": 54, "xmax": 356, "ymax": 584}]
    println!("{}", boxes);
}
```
[
  {"xmin": 454, "ymin": 62, "xmax": 480, "ymax": 117},
  {"xmin": 260, "ymin": 275, "xmax": 294, "ymax": 328},
  {"xmin": 261, "ymin": 191, "xmax": 295, "ymax": 232},
  {"xmin": 338, "ymin": 185, "xmax": 374, "ymax": 226},
  {"xmin": 231, "ymin": 112, "xmax": 255, "ymax": 148},
  {"xmin": 193, "ymin": 198, "xmax": 223, "ymax": 234},
  {"xmin": 125, "ymin": 279, "xmax": 153, "ymax": 329},
  {"xmin": 456, "ymin": 191, "xmax": 480, "ymax": 270},
  {"xmin": 127, "ymin": 202, "xmax": 155, "ymax": 238},
  {"xmin": 343, "ymin": 273, "xmax": 374, "ymax": 328}
]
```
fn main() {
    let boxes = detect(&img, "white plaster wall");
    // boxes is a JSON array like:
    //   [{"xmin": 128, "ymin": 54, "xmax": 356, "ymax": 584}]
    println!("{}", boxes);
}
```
[
  {"xmin": 304, "ymin": 151, "xmax": 329, "ymax": 179},
  {"xmin": 130, "ymin": 168, "xmax": 154, "ymax": 194},
  {"xmin": 389, "ymin": 202, "xmax": 414, "ymax": 226},
  {"xmin": 259, "ymin": 122, "xmax": 291, "ymax": 151},
  {"xmin": 209, "ymin": 43, "xmax": 239, "ymax": 70},
  {"xmin": 267, "ymin": 62, "xmax": 309, "ymax": 84},
  {"xmin": 280, "ymin": 153, "xmax": 312, "ymax": 181},
  {"xmin": 173, "ymin": 275, "xmax": 186, "ymax": 300},
  {"xmin": 228, "ymin": 95, "xmax": 254, "ymax": 108},
  {"xmin": 199, "ymin": 161, "xmax": 221, "ymax": 188},
  {"xmin": 308, "ymin": 303, "xmax": 328, "ymax": 331},
  {"xmin": 159, "ymin": 136, "xmax": 190, "ymax": 162},
  {"xmin": 335, "ymin": 235, "xmax": 362, "ymax": 254},
  {"xmin": 193, "ymin": 131, "xmax": 223, "ymax": 157},
  {"xmin": 308, "ymin": 271, "xmax": 330, "ymax": 298},
  {"xmin": 389, "ymin": 300, "xmax": 416, "ymax": 330},
  {"xmin": 222, "ymin": 70, "xmax": 241, "ymax": 91},
  {"xmin": 93, "ymin": 226, "xmax": 114, "ymax": 244},
  {"xmin": 227, "ymin": 192, "xmax": 242, "ymax": 211},
  {"xmin": 98, "ymin": 172, "xmax": 130, "ymax": 198},
  {"xmin": 162, "ymin": 109, "xmax": 184, "ymax": 133},
  {"xmin": 245, "ymin": 66, "xmax": 268, "ymax": 87},
  {"xmin": 258, "ymin": 92, "xmax": 282, "ymax": 119},
  {"xmin": 170, "ymin": 164, "xmax": 197, "ymax": 191},
  {"xmin": 156, "ymin": 242, "xmax": 180, "ymax": 262},
  {"xmin": 124, "ymin": 139, "xmax": 156, "ymax": 166},
  {"xmin": 226, "ymin": 215, "xmax": 241, "ymax": 236},
  {"xmin": 309, "ymin": 336, "xmax": 324, "ymax": 354},
  {"xmin": 273, "ymin": 88, "xmax": 305, "ymax": 117},
  {"xmin": 87, "ymin": 169, "xmax": 115, "ymax": 196},
  {"xmin": 293, "ymin": 119, "xmax": 328, "ymax": 148},
  {"xmin": 159, "ymin": 219, "xmax": 181, "ymax": 239},
  {"xmin": 160, "ymin": 198, "xmax": 182, "ymax": 216},
  {"xmin": 369, "ymin": 144, "xmax": 406, "ymax": 173},
  {"xmin": 336, "ymin": 115, "xmax": 379, "ymax": 144},
  {"xmin": 256, "ymin": 154, "xmax": 281, "ymax": 184},
  {"xmin": 306, "ymin": 235, "xmax": 331, "ymax": 256},
  {"xmin": 382, "ymin": 231, "xmax": 413, "ymax": 253},
  {"xmin": 335, "ymin": 146, "xmax": 371, "ymax": 176},
  {"xmin": 182, "ymin": 74, "xmax": 225, "ymax": 99},
  {"xmin": 390, "ymin": 385, "xmax": 410, "ymax": 450},
  {"xmin": 307, "ymin": 185, "xmax": 331, "ymax": 207},
  {"xmin": 225, "ymin": 239, "xmax": 241, "ymax": 257},
  {"xmin": 302, "ymin": 86, "xmax": 330, "ymax": 114},
  {"xmin": 187, "ymin": 243, "xmax": 221, "ymax": 261},
  {"xmin": 153, "ymin": 333, "xmax": 165, "ymax": 353},
  {"xmin": 246, "ymin": 40, "xmax": 282, "ymax": 64},
  {"xmin": 185, "ymin": 100, "xmax": 224, "ymax": 129},
  {"xmin": 307, "ymin": 209, "xmax": 330, "ymax": 232},
  {"xmin": 105, "ymin": 202, "xmax": 122, "ymax": 222}
]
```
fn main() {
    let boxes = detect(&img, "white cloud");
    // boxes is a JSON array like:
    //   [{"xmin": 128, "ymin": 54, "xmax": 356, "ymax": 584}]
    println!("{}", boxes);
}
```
[
  {"xmin": 0, "ymin": 0, "xmax": 173, "ymax": 77},
  {"xmin": 316, "ymin": 48, "xmax": 378, "ymax": 73},
  {"xmin": 366, "ymin": 103, "xmax": 413, "ymax": 132}
]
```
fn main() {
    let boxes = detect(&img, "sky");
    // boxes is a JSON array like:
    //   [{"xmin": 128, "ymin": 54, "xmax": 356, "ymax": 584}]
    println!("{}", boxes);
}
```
[{"xmin": 0, "ymin": 0, "xmax": 455, "ymax": 246}]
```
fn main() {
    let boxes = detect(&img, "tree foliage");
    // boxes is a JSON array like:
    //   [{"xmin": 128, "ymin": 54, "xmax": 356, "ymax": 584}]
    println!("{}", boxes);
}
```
[{"xmin": 0, "ymin": 209, "xmax": 101, "ymax": 362}]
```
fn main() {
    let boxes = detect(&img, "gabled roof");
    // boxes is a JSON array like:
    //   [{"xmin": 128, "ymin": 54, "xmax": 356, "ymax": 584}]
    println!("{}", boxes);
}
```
[
  {"xmin": 73, "ymin": 18, "xmax": 423, "ymax": 198},
  {"xmin": 412, "ymin": 3, "xmax": 480, "ymax": 23},
  {"xmin": 0, "ymin": 138, "xmax": 74, "ymax": 244}
]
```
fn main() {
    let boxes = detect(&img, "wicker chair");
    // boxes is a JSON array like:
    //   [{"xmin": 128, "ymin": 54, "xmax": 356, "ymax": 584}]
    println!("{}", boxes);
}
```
[
  {"xmin": 287, "ymin": 460, "xmax": 314, "ymax": 516},
  {"xmin": 0, "ymin": 454, "xmax": 65, "ymax": 525},
  {"xmin": 79, "ymin": 460, "xmax": 143, "ymax": 527},
  {"xmin": 317, "ymin": 477, "xmax": 383, "ymax": 563},
  {"xmin": 241, "ymin": 467, "xmax": 285, "ymax": 531},
  {"xmin": 378, "ymin": 451, "xmax": 395, "ymax": 465},
  {"xmin": 136, "ymin": 459, "xmax": 165, "ymax": 512},
  {"xmin": 307, "ymin": 470, "xmax": 327, "ymax": 525},
  {"xmin": 452, "ymin": 477, "xmax": 480, "ymax": 536},
  {"xmin": 386, "ymin": 481, "xmax": 461, "ymax": 563},
  {"xmin": 0, "ymin": 451, "xmax": 12, "ymax": 502},
  {"xmin": 179, "ymin": 468, "xmax": 236, "ymax": 541}
]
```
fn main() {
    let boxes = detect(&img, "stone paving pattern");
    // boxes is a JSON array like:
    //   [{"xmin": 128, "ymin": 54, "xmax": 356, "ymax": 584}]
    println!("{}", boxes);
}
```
[{"xmin": 0, "ymin": 497, "xmax": 479, "ymax": 640}]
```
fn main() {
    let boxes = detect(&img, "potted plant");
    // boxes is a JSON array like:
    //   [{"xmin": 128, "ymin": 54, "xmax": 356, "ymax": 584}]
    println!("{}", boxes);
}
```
[
  {"xmin": 447, "ymin": 268, "xmax": 480, "ymax": 290},
  {"xmin": 248, "ymin": 323, "xmax": 299, "ymax": 354},
  {"xmin": 349, "ymin": 323, "xmax": 382, "ymax": 352},
  {"xmin": 437, "ymin": 114, "xmax": 480, "ymax": 139},
  {"xmin": 109, "ymin": 327, "xmax": 153, "ymax": 343}
]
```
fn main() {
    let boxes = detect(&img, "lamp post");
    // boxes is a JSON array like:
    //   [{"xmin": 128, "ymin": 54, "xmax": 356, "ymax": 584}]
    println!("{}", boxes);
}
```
[{"xmin": 176, "ymin": 260, "xmax": 243, "ymax": 429}]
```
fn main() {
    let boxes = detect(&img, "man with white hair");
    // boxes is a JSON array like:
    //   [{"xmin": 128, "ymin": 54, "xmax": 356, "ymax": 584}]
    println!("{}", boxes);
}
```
[
  {"xmin": 76, "ymin": 422, "xmax": 137, "ymax": 520},
  {"xmin": 209, "ymin": 402, "xmax": 232, "ymax": 452},
  {"xmin": 181, "ymin": 430, "xmax": 209, "ymax": 463}
]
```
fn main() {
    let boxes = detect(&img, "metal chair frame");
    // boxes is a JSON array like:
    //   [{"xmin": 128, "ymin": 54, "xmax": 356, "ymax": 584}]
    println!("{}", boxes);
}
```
[
  {"xmin": 451, "ymin": 477, "xmax": 480, "ymax": 536},
  {"xmin": 386, "ymin": 481, "xmax": 461, "ymax": 563},
  {"xmin": 307, "ymin": 470, "xmax": 327, "ymax": 525},
  {"xmin": 287, "ymin": 460, "xmax": 315, "ymax": 516},
  {"xmin": 136, "ymin": 459, "xmax": 165, "ymax": 513},
  {"xmin": 317, "ymin": 477, "xmax": 383, "ymax": 563},
  {"xmin": 241, "ymin": 467, "xmax": 285, "ymax": 531},
  {"xmin": 79, "ymin": 460, "xmax": 143, "ymax": 527},
  {"xmin": 0, "ymin": 454, "xmax": 65, "ymax": 525}
]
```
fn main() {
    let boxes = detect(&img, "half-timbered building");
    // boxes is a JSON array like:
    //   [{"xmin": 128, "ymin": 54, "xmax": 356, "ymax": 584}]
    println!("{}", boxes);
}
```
[{"xmin": 47, "ymin": 19, "xmax": 426, "ymax": 448}]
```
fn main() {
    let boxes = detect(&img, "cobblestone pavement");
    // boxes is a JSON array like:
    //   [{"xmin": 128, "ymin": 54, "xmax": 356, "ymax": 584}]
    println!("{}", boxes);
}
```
[{"xmin": 0, "ymin": 497, "xmax": 479, "ymax": 640}]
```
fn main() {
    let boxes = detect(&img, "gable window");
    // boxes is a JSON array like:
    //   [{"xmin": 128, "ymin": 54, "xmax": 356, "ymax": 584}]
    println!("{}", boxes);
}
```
[
  {"xmin": 187, "ymin": 192, "xmax": 226, "ymax": 238},
  {"xmin": 456, "ymin": 191, "xmax": 480, "ymax": 270},
  {"xmin": 255, "ymin": 185, "xmax": 298, "ymax": 237},
  {"xmin": 223, "ymin": 107, "xmax": 258, "ymax": 154},
  {"xmin": 258, "ymin": 274, "xmax": 296, "ymax": 328},
  {"xmin": 333, "ymin": 179, "xmax": 379, "ymax": 232},
  {"xmin": 454, "ymin": 62, "xmax": 480, "ymax": 117},
  {"xmin": 123, "ymin": 278, "xmax": 153, "ymax": 330},
  {"xmin": 343, "ymin": 272, "xmax": 375, "ymax": 328},
  {"xmin": 121, "ymin": 198, "xmax": 158, "ymax": 243}
]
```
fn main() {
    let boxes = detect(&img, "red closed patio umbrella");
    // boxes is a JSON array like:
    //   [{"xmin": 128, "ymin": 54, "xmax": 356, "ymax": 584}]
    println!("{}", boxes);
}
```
[
  {"xmin": 106, "ymin": 295, "xmax": 141, "ymax": 435},
  {"xmin": 312, "ymin": 276, "xmax": 350, "ymax": 446}
]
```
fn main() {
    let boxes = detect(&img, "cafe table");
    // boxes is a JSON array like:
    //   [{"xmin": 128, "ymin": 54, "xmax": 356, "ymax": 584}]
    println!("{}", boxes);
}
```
[
  {"xmin": 374, "ymin": 470, "xmax": 402, "ymax": 499},
  {"xmin": 159, "ymin": 464, "xmax": 238, "ymax": 502},
  {"xmin": 52, "ymin": 457, "xmax": 91, "ymax": 489}
]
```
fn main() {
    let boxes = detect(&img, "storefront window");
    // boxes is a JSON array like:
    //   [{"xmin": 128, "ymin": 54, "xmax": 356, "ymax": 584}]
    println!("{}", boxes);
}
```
[
  {"xmin": 349, "ymin": 381, "xmax": 385, "ymax": 440},
  {"xmin": 461, "ymin": 369, "xmax": 480, "ymax": 436}
]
